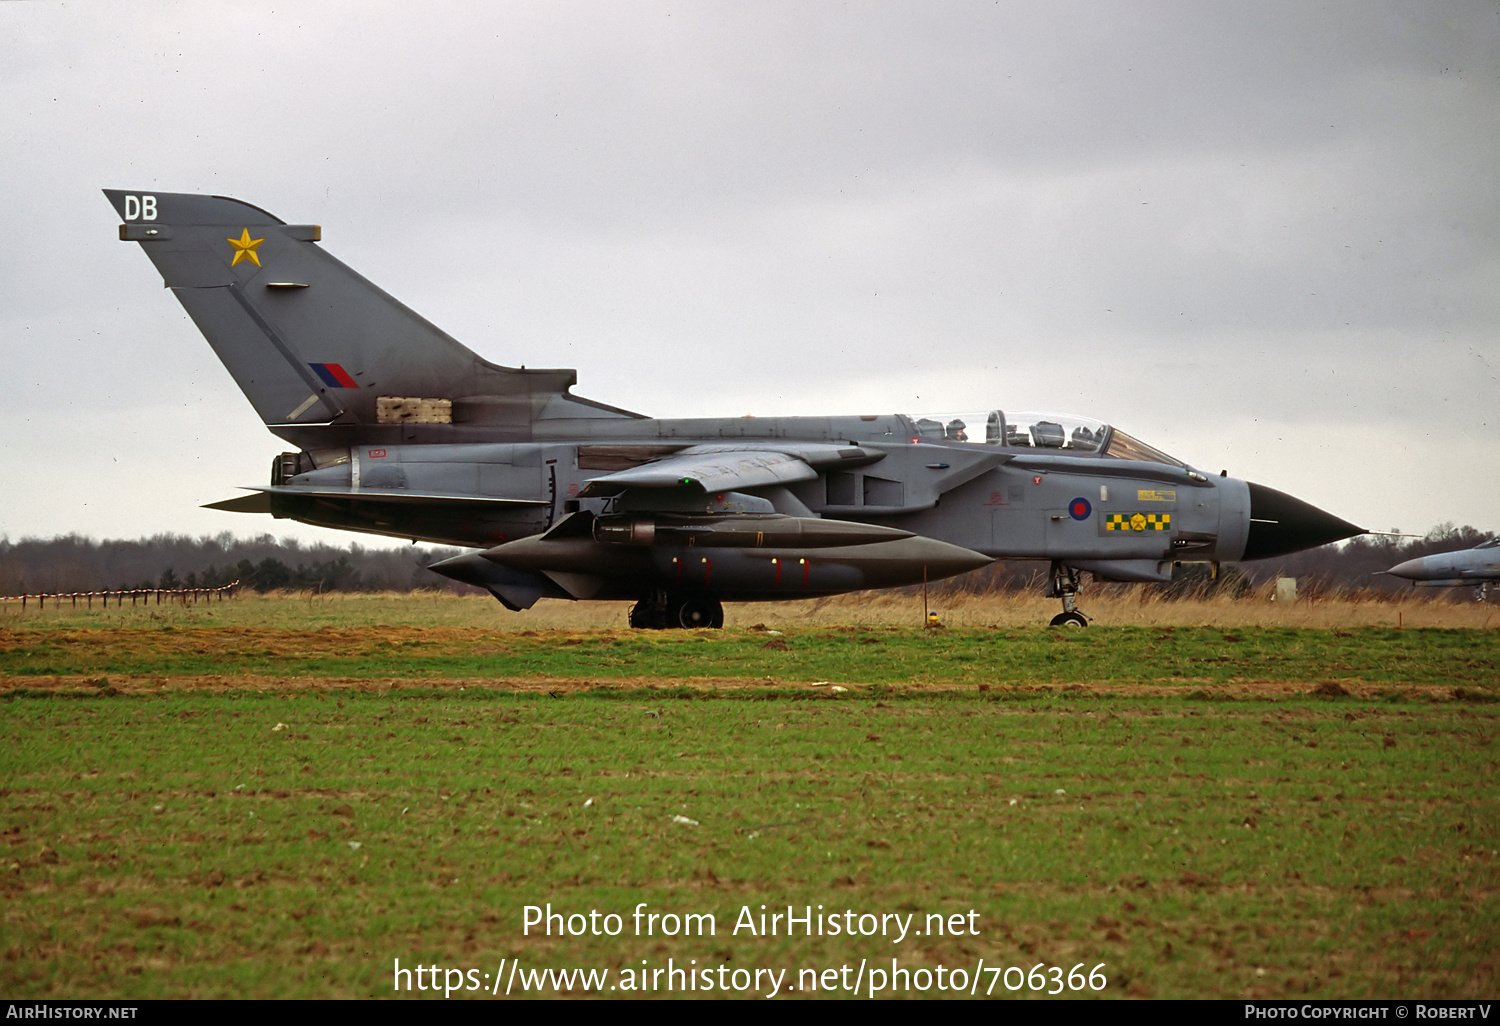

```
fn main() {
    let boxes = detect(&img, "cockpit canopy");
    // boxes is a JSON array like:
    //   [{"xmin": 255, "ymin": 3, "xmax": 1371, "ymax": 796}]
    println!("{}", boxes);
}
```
[{"xmin": 908, "ymin": 410, "xmax": 1185, "ymax": 468}]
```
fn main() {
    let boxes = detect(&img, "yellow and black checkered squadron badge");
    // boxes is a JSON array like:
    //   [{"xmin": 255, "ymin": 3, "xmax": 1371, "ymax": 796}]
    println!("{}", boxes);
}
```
[{"xmin": 1105, "ymin": 512, "xmax": 1172, "ymax": 532}]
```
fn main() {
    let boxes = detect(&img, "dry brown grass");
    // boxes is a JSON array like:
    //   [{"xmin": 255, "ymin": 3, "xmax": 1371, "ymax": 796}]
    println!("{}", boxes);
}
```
[
  {"xmin": 893, "ymin": 586, "xmax": 1500, "ymax": 630},
  {"xmin": 677, "ymin": 584, "xmax": 1497, "ymax": 631},
  {"xmin": 1, "ymin": 584, "xmax": 1494, "ymax": 631}
]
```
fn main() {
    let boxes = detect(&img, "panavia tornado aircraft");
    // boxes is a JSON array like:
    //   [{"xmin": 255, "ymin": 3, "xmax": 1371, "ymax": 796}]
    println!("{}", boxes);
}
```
[
  {"xmin": 1382, "ymin": 539, "xmax": 1500, "ymax": 600},
  {"xmin": 104, "ymin": 189, "xmax": 1366, "ymax": 628}
]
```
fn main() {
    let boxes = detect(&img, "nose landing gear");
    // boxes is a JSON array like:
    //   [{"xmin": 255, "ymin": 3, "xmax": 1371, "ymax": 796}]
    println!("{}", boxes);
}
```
[{"xmin": 1047, "ymin": 561, "xmax": 1091, "ymax": 628}]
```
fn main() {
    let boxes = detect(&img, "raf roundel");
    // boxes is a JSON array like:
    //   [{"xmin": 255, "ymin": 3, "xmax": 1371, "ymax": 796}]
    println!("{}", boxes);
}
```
[{"xmin": 1069, "ymin": 497, "xmax": 1092, "ymax": 521}]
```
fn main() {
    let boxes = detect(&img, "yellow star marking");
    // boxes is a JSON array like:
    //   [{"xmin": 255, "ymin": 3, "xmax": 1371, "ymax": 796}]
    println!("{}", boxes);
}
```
[
  {"xmin": 226, "ymin": 228, "xmax": 264, "ymax": 267},
  {"xmin": 1130, "ymin": 513, "xmax": 1147, "ymax": 532}
]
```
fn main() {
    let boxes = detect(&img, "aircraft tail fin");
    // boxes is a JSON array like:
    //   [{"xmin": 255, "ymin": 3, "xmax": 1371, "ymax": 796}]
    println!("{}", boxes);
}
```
[{"xmin": 104, "ymin": 190, "xmax": 612, "ymax": 443}]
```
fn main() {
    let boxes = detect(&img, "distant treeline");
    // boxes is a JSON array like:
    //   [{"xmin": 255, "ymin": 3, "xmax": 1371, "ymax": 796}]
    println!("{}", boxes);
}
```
[
  {"xmin": 0, "ymin": 523, "xmax": 1491, "ymax": 599},
  {"xmin": 0, "ymin": 533, "xmax": 477, "ymax": 596},
  {"xmin": 1231, "ymin": 522, "xmax": 1495, "ymax": 592}
]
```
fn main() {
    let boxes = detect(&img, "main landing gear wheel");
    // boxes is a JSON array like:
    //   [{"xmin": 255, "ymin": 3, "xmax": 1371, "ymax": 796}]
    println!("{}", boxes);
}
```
[
  {"xmin": 675, "ymin": 595, "xmax": 724, "ymax": 629},
  {"xmin": 630, "ymin": 593, "xmax": 724, "ymax": 629},
  {"xmin": 628, "ymin": 600, "xmax": 666, "ymax": 630},
  {"xmin": 1047, "ymin": 560, "xmax": 1091, "ymax": 627}
]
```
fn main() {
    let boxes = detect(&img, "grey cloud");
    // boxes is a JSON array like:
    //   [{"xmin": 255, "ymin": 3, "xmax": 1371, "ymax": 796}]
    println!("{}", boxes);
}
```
[{"xmin": 0, "ymin": 0, "xmax": 1496, "ymax": 542}]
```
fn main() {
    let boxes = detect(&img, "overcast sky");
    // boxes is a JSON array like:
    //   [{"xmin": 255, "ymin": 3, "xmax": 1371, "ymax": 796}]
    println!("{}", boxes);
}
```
[{"xmin": 2, "ymin": 0, "xmax": 1497, "ymax": 552}]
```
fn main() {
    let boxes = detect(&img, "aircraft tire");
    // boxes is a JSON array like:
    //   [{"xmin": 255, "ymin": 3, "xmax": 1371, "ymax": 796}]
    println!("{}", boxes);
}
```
[
  {"xmin": 629, "ymin": 601, "xmax": 667, "ymax": 630},
  {"xmin": 674, "ymin": 595, "xmax": 724, "ymax": 630},
  {"xmin": 1049, "ymin": 611, "xmax": 1089, "ymax": 628}
]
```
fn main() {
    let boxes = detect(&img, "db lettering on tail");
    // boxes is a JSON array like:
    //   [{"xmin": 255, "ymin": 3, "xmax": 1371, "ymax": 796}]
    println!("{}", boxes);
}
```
[{"xmin": 122, "ymin": 195, "xmax": 156, "ymax": 221}]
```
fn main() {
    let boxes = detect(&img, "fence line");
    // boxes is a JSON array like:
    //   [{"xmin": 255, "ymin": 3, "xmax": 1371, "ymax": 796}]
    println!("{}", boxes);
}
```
[{"xmin": 1, "ymin": 581, "xmax": 240, "ymax": 613}]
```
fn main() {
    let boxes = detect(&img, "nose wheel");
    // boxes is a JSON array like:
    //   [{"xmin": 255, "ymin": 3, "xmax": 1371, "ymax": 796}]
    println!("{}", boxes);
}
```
[{"xmin": 1047, "ymin": 561, "xmax": 1091, "ymax": 628}]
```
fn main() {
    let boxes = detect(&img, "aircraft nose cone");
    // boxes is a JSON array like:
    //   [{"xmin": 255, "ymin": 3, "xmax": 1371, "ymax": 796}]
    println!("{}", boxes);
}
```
[
  {"xmin": 1241, "ymin": 482, "xmax": 1365, "ymax": 561},
  {"xmin": 1384, "ymin": 557, "xmax": 1426, "ymax": 581}
]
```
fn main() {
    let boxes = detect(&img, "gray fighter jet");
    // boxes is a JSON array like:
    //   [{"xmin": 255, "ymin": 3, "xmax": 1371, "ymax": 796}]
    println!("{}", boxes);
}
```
[
  {"xmin": 1383, "ymin": 540, "xmax": 1500, "ymax": 600},
  {"xmin": 104, "ymin": 190, "xmax": 1366, "ymax": 627}
]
